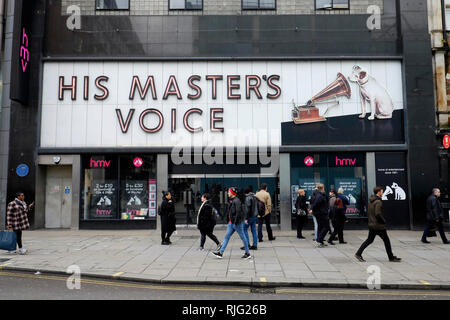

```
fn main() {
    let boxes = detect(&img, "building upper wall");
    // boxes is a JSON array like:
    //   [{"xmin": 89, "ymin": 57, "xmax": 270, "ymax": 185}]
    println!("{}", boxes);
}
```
[{"xmin": 61, "ymin": 0, "xmax": 383, "ymax": 16}]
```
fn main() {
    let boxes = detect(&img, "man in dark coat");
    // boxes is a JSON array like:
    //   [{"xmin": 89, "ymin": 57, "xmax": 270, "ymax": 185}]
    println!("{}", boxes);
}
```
[
  {"xmin": 160, "ymin": 191, "xmax": 176, "ymax": 245},
  {"xmin": 421, "ymin": 188, "xmax": 449, "ymax": 244},
  {"xmin": 355, "ymin": 186, "xmax": 401, "ymax": 262},
  {"xmin": 310, "ymin": 184, "xmax": 329, "ymax": 247},
  {"xmin": 212, "ymin": 187, "xmax": 251, "ymax": 260},
  {"xmin": 7, "ymin": 192, "xmax": 34, "ymax": 254}
]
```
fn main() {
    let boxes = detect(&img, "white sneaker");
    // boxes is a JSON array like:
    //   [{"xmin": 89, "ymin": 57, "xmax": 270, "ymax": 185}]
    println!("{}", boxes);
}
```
[{"xmin": 18, "ymin": 248, "xmax": 27, "ymax": 255}]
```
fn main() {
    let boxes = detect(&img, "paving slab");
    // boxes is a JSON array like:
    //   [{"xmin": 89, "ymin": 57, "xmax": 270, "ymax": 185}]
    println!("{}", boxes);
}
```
[{"xmin": 1, "ymin": 229, "xmax": 450, "ymax": 290}]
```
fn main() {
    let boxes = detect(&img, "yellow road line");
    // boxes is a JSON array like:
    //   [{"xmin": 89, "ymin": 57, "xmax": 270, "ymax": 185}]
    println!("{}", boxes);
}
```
[
  {"xmin": 0, "ymin": 262, "xmax": 12, "ymax": 270},
  {"xmin": 276, "ymin": 288, "xmax": 450, "ymax": 297},
  {"xmin": 420, "ymin": 280, "xmax": 431, "ymax": 285},
  {"xmin": 0, "ymin": 271, "xmax": 249, "ymax": 293}
]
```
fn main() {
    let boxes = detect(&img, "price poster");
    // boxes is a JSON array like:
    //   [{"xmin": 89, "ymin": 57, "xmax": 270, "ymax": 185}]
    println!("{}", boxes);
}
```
[
  {"xmin": 121, "ymin": 181, "xmax": 148, "ymax": 220},
  {"xmin": 90, "ymin": 180, "xmax": 117, "ymax": 219}
]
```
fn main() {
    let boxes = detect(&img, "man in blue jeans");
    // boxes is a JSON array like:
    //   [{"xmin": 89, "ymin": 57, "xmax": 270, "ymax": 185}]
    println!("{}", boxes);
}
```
[
  {"xmin": 241, "ymin": 187, "xmax": 258, "ymax": 251},
  {"xmin": 212, "ymin": 187, "xmax": 252, "ymax": 260}
]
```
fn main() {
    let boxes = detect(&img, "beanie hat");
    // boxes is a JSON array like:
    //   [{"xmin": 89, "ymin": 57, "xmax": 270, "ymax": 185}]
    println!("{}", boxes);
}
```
[{"xmin": 228, "ymin": 187, "xmax": 237, "ymax": 197}]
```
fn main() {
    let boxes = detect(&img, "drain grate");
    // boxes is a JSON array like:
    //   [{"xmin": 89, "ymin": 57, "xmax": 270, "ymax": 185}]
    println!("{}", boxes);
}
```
[{"xmin": 251, "ymin": 287, "xmax": 276, "ymax": 294}]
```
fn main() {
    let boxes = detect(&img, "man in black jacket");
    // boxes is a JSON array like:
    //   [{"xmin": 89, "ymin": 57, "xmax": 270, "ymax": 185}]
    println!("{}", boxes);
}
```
[
  {"xmin": 212, "ymin": 187, "xmax": 252, "ymax": 260},
  {"xmin": 310, "ymin": 184, "xmax": 329, "ymax": 247},
  {"xmin": 421, "ymin": 188, "xmax": 449, "ymax": 244}
]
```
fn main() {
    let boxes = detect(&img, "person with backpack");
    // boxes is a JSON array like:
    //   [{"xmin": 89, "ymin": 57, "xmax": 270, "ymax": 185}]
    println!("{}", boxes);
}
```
[
  {"xmin": 328, "ymin": 195, "xmax": 347, "ymax": 245},
  {"xmin": 255, "ymin": 184, "xmax": 276, "ymax": 242},
  {"xmin": 160, "ymin": 191, "xmax": 176, "ymax": 245},
  {"xmin": 212, "ymin": 187, "xmax": 252, "ymax": 260},
  {"xmin": 241, "ymin": 187, "xmax": 259, "ymax": 251},
  {"xmin": 197, "ymin": 193, "xmax": 221, "ymax": 251}
]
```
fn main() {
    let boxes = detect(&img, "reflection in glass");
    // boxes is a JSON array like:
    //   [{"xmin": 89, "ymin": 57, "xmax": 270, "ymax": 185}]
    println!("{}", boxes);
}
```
[
  {"xmin": 96, "ymin": 0, "xmax": 130, "ymax": 10},
  {"xmin": 260, "ymin": 0, "xmax": 276, "ymax": 9},
  {"xmin": 186, "ymin": 0, "xmax": 202, "ymax": 9},
  {"xmin": 170, "ymin": 0, "xmax": 185, "ymax": 9},
  {"xmin": 316, "ymin": 0, "xmax": 332, "ymax": 9},
  {"xmin": 242, "ymin": 0, "xmax": 259, "ymax": 9},
  {"xmin": 333, "ymin": 0, "xmax": 349, "ymax": 9}
]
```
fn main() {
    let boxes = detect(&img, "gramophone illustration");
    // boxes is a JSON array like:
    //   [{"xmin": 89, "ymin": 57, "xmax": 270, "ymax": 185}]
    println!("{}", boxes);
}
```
[{"xmin": 292, "ymin": 73, "xmax": 352, "ymax": 124}]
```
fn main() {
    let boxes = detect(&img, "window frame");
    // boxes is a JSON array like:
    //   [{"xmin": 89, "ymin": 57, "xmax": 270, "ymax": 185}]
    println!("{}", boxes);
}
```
[
  {"xmin": 314, "ymin": 0, "xmax": 350, "ymax": 11},
  {"xmin": 168, "ymin": 0, "xmax": 204, "ymax": 11},
  {"xmin": 95, "ymin": 0, "xmax": 131, "ymax": 11},
  {"xmin": 241, "ymin": 0, "xmax": 277, "ymax": 11}
]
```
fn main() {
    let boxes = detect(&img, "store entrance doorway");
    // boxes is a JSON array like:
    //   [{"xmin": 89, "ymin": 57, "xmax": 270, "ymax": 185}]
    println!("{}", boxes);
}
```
[
  {"xmin": 45, "ymin": 166, "xmax": 72, "ymax": 228},
  {"xmin": 168, "ymin": 175, "xmax": 279, "ymax": 226}
]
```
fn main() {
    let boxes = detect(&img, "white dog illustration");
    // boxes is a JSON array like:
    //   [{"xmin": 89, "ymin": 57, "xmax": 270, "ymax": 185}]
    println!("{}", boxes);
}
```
[
  {"xmin": 382, "ymin": 186, "xmax": 393, "ymax": 200},
  {"xmin": 349, "ymin": 65, "xmax": 395, "ymax": 120},
  {"xmin": 391, "ymin": 183, "xmax": 406, "ymax": 200}
]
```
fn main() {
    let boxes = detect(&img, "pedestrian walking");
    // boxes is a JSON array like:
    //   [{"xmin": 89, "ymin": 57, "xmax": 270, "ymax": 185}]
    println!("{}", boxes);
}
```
[
  {"xmin": 160, "ymin": 191, "xmax": 176, "ymax": 245},
  {"xmin": 421, "ymin": 188, "xmax": 449, "ymax": 244},
  {"xmin": 255, "ymin": 184, "xmax": 276, "ymax": 242},
  {"xmin": 328, "ymin": 190, "xmax": 337, "ymax": 235},
  {"xmin": 328, "ymin": 196, "xmax": 347, "ymax": 244},
  {"xmin": 294, "ymin": 189, "xmax": 308, "ymax": 239},
  {"xmin": 355, "ymin": 186, "xmax": 401, "ymax": 262},
  {"xmin": 310, "ymin": 184, "xmax": 329, "ymax": 247},
  {"xmin": 241, "ymin": 187, "xmax": 259, "ymax": 251},
  {"xmin": 212, "ymin": 187, "xmax": 251, "ymax": 260},
  {"xmin": 197, "ymin": 193, "xmax": 221, "ymax": 251},
  {"xmin": 6, "ymin": 192, "xmax": 34, "ymax": 254}
]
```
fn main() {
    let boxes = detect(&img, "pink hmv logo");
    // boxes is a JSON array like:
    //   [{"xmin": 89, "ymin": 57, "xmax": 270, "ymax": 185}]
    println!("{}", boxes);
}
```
[
  {"xmin": 90, "ymin": 158, "xmax": 111, "ymax": 168},
  {"xmin": 20, "ymin": 28, "xmax": 29, "ymax": 73},
  {"xmin": 335, "ymin": 157, "xmax": 356, "ymax": 166},
  {"xmin": 304, "ymin": 156, "xmax": 314, "ymax": 167}
]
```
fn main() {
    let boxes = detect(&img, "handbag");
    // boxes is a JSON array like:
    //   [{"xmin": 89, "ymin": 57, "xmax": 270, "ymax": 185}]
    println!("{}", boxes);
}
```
[
  {"xmin": 0, "ymin": 230, "xmax": 17, "ymax": 251},
  {"xmin": 297, "ymin": 209, "xmax": 307, "ymax": 216}
]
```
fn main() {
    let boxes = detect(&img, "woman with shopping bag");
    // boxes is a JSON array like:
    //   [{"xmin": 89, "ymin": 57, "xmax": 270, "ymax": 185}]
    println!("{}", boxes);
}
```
[{"xmin": 6, "ymin": 192, "xmax": 34, "ymax": 254}]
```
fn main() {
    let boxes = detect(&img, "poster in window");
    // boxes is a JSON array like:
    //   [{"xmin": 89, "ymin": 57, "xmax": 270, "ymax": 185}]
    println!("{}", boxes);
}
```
[
  {"xmin": 121, "ymin": 181, "xmax": 149, "ymax": 220},
  {"xmin": 90, "ymin": 180, "xmax": 117, "ymax": 219},
  {"xmin": 334, "ymin": 178, "xmax": 362, "ymax": 216},
  {"xmin": 298, "ymin": 178, "xmax": 325, "ymax": 201}
]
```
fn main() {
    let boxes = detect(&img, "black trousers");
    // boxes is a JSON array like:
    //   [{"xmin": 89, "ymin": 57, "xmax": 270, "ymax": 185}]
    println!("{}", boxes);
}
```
[
  {"xmin": 15, "ymin": 230, "xmax": 22, "ymax": 249},
  {"xmin": 296, "ymin": 215, "xmax": 308, "ymax": 237},
  {"xmin": 422, "ymin": 219, "xmax": 448, "ymax": 243},
  {"xmin": 199, "ymin": 227, "xmax": 220, "ymax": 248},
  {"xmin": 316, "ymin": 215, "xmax": 330, "ymax": 244},
  {"xmin": 356, "ymin": 229, "xmax": 394, "ymax": 260},
  {"xmin": 258, "ymin": 214, "xmax": 274, "ymax": 241},
  {"xmin": 329, "ymin": 219, "xmax": 345, "ymax": 243},
  {"xmin": 161, "ymin": 215, "xmax": 176, "ymax": 242}
]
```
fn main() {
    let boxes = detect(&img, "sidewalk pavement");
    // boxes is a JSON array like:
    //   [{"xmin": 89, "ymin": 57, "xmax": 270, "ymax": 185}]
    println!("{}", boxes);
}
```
[{"xmin": 1, "ymin": 228, "xmax": 450, "ymax": 290}]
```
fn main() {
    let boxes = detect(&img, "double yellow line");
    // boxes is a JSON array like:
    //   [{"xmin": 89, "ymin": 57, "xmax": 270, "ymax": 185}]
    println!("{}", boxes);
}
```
[{"xmin": 1, "ymin": 270, "xmax": 449, "ymax": 297}]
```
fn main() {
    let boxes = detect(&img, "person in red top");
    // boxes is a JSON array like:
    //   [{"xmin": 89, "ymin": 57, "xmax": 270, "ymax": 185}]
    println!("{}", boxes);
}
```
[{"xmin": 7, "ymin": 192, "xmax": 34, "ymax": 254}]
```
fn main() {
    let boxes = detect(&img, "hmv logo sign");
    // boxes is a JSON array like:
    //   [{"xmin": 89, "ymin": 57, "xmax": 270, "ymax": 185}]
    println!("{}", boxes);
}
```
[
  {"xmin": 335, "ymin": 157, "xmax": 357, "ymax": 166},
  {"xmin": 90, "ymin": 158, "xmax": 111, "ymax": 168}
]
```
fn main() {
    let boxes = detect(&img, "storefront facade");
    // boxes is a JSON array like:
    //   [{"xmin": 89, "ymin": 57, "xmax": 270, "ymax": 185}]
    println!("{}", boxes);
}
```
[{"xmin": 1, "ymin": 0, "xmax": 442, "ymax": 230}]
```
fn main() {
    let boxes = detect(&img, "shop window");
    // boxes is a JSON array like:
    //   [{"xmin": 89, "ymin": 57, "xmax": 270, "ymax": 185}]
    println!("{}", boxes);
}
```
[
  {"xmin": 82, "ymin": 155, "xmax": 157, "ymax": 221},
  {"xmin": 290, "ymin": 153, "xmax": 366, "ymax": 219},
  {"xmin": 242, "ymin": 0, "xmax": 276, "ymax": 10},
  {"xmin": 169, "ymin": 0, "xmax": 203, "ymax": 10},
  {"xmin": 315, "ymin": 0, "xmax": 349, "ymax": 10},
  {"xmin": 96, "ymin": 0, "xmax": 130, "ymax": 10}
]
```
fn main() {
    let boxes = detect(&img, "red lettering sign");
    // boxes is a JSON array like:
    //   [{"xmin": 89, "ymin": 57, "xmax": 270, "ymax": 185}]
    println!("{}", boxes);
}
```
[{"xmin": 444, "ymin": 134, "xmax": 450, "ymax": 149}]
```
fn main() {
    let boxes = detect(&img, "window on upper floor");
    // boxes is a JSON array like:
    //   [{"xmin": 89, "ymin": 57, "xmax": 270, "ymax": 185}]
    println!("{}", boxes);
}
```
[
  {"xmin": 315, "ymin": 0, "xmax": 349, "ymax": 10},
  {"xmin": 242, "ymin": 0, "xmax": 276, "ymax": 10},
  {"xmin": 96, "ymin": 0, "xmax": 130, "ymax": 10},
  {"xmin": 169, "ymin": 0, "xmax": 203, "ymax": 10}
]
